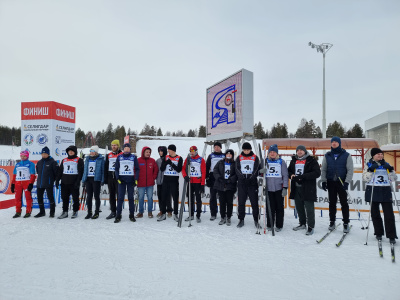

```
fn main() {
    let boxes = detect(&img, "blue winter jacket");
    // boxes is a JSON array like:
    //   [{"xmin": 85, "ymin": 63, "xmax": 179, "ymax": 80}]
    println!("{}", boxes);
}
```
[
  {"xmin": 82, "ymin": 154, "xmax": 105, "ymax": 183},
  {"xmin": 115, "ymin": 153, "xmax": 140, "ymax": 184}
]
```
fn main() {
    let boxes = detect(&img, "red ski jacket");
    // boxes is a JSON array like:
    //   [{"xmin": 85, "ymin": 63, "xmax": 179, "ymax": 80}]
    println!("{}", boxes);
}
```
[
  {"xmin": 137, "ymin": 146, "xmax": 158, "ymax": 187},
  {"xmin": 182, "ymin": 154, "xmax": 206, "ymax": 185}
]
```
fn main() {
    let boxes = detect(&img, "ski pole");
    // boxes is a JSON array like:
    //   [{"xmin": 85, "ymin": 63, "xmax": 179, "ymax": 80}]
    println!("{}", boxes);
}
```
[
  {"xmin": 387, "ymin": 169, "xmax": 400, "ymax": 217},
  {"xmin": 364, "ymin": 170, "xmax": 376, "ymax": 246},
  {"xmin": 338, "ymin": 177, "xmax": 368, "ymax": 229}
]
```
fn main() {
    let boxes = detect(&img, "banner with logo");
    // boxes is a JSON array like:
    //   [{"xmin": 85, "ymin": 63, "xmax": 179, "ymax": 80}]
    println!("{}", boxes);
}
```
[{"xmin": 21, "ymin": 101, "xmax": 76, "ymax": 162}]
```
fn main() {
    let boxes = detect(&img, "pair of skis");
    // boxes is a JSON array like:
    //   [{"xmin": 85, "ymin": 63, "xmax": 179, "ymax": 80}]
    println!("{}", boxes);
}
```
[
  {"xmin": 316, "ymin": 223, "xmax": 352, "ymax": 247},
  {"xmin": 177, "ymin": 154, "xmax": 192, "ymax": 228},
  {"xmin": 378, "ymin": 239, "xmax": 396, "ymax": 263}
]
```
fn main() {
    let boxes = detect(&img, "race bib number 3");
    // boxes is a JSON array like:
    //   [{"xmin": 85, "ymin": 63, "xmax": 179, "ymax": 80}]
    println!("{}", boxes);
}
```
[
  {"xmin": 164, "ymin": 160, "xmax": 179, "ymax": 176},
  {"xmin": 369, "ymin": 169, "xmax": 390, "ymax": 186}
]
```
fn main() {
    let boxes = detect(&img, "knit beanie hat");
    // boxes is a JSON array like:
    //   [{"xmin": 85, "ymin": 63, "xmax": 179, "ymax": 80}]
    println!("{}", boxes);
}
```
[
  {"xmin": 168, "ymin": 144, "xmax": 176, "ymax": 152},
  {"xmin": 111, "ymin": 139, "xmax": 120, "ymax": 147},
  {"xmin": 268, "ymin": 144, "xmax": 278, "ymax": 154},
  {"xmin": 225, "ymin": 149, "xmax": 234, "ymax": 157},
  {"xmin": 213, "ymin": 142, "xmax": 222, "ymax": 148},
  {"xmin": 41, "ymin": 146, "xmax": 50, "ymax": 155},
  {"xmin": 90, "ymin": 145, "xmax": 99, "ymax": 153},
  {"xmin": 331, "ymin": 136, "xmax": 341, "ymax": 146},
  {"xmin": 242, "ymin": 142, "xmax": 252, "ymax": 150},
  {"xmin": 296, "ymin": 145, "xmax": 307, "ymax": 153},
  {"xmin": 20, "ymin": 150, "xmax": 29, "ymax": 159},
  {"xmin": 371, "ymin": 148, "xmax": 383, "ymax": 157},
  {"xmin": 123, "ymin": 143, "xmax": 131, "ymax": 149}
]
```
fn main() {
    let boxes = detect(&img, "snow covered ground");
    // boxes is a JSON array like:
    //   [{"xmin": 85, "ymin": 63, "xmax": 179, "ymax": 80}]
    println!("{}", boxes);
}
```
[{"xmin": 0, "ymin": 194, "xmax": 398, "ymax": 300}]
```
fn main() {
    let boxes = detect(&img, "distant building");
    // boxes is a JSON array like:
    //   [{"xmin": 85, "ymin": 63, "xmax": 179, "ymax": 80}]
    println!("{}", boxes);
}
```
[{"xmin": 365, "ymin": 110, "xmax": 400, "ymax": 146}]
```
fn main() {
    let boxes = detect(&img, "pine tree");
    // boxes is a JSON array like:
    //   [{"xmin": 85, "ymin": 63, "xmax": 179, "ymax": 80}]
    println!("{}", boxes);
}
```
[
  {"xmin": 198, "ymin": 125, "xmax": 206, "ymax": 137},
  {"xmin": 157, "ymin": 128, "xmax": 163, "ymax": 136},
  {"xmin": 326, "ymin": 121, "xmax": 345, "ymax": 138}
]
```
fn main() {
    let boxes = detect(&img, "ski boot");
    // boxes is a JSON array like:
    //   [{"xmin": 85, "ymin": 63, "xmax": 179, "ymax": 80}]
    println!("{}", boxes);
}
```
[
  {"xmin": 237, "ymin": 220, "xmax": 244, "ymax": 228},
  {"xmin": 293, "ymin": 224, "xmax": 306, "ymax": 231},
  {"xmin": 114, "ymin": 215, "xmax": 121, "ymax": 223},
  {"xmin": 23, "ymin": 213, "xmax": 31, "ymax": 218},
  {"xmin": 58, "ymin": 211, "xmax": 68, "ymax": 219},
  {"xmin": 129, "ymin": 214, "xmax": 136, "ymax": 222},
  {"xmin": 71, "ymin": 211, "xmax": 79, "ymax": 219},
  {"xmin": 13, "ymin": 212, "xmax": 21, "ymax": 218},
  {"xmin": 219, "ymin": 217, "xmax": 226, "ymax": 225},
  {"xmin": 85, "ymin": 211, "xmax": 93, "ymax": 219},
  {"xmin": 328, "ymin": 221, "xmax": 335, "ymax": 231},
  {"xmin": 106, "ymin": 212, "xmax": 116, "ymax": 220},
  {"xmin": 305, "ymin": 226, "xmax": 314, "ymax": 236},
  {"xmin": 91, "ymin": 211, "xmax": 100, "ymax": 219}
]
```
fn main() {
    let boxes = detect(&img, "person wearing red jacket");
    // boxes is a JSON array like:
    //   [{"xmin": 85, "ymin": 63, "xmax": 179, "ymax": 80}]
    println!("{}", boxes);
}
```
[
  {"xmin": 136, "ymin": 146, "xmax": 159, "ymax": 218},
  {"xmin": 182, "ymin": 146, "xmax": 206, "ymax": 223},
  {"xmin": 11, "ymin": 150, "xmax": 36, "ymax": 218}
]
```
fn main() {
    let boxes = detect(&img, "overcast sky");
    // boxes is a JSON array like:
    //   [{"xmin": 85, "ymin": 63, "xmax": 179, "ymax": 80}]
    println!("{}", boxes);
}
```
[{"xmin": 0, "ymin": 0, "xmax": 399, "ymax": 135}]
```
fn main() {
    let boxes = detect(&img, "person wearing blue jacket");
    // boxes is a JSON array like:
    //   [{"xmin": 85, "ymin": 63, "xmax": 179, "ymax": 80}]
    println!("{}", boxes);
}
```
[
  {"xmin": 321, "ymin": 136, "xmax": 353, "ymax": 233},
  {"xmin": 82, "ymin": 145, "xmax": 105, "ymax": 219},
  {"xmin": 114, "ymin": 143, "xmax": 140, "ymax": 223},
  {"xmin": 35, "ymin": 147, "xmax": 59, "ymax": 218}
]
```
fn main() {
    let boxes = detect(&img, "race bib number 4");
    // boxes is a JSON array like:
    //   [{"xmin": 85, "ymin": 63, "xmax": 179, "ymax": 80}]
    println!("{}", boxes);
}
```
[
  {"xmin": 241, "ymin": 160, "xmax": 254, "ymax": 174},
  {"xmin": 224, "ymin": 163, "xmax": 231, "ymax": 179}
]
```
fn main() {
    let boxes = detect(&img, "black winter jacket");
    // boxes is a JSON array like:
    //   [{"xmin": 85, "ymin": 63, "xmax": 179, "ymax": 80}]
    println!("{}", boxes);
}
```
[
  {"xmin": 288, "ymin": 154, "xmax": 321, "ymax": 202},
  {"xmin": 213, "ymin": 159, "xmax": 237, "ymax": 192},
  {"xmin": 235, "ymin": 151, "xmax": 261, "ymax": 186},
  {"xmin": 36, "ymin": 156, "xmax": 59, "ymax": 189}
]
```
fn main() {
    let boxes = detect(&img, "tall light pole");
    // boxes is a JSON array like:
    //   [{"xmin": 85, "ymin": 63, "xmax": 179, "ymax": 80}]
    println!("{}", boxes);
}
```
[{"xmin": 308, "ymin": 42, "xmax": 333, "ymax": 139}]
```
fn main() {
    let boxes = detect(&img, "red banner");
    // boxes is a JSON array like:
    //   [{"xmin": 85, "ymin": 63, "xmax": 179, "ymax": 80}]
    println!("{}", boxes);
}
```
[{"xmin": 21, "ymin": 101, "xmax": 76, "ymax": 123}]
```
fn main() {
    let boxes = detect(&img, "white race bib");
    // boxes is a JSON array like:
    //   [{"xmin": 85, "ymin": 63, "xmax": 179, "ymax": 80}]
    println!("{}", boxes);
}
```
[
  {"xmin": 241, "ymin": 160, "xmax": 254, "ymax": 174},
  {"xmin": 16, "ymin": 166, "xmax": 30, "ymax": 181},
  {"xmin": 108, "ymin": 157, "xmax": 117, "ymax": 172},
  {"xmin": 210, "ymin": 155, "xmax": 224, "ymax": 171},
  {"xmin": 164, "ymin": 160, "xmax": 179, "ymax": 176},
  {"xmin": 119, "ymin": 160, "xmax": 134, "ymax": 176},
  {"xmin": 266, "ymin": 161, "xmax": 282, "ymax": 178},
  {"xmin": 64, "ymin": 161, "xmax": 78, "ymax": 175},
  {"xmin": 368, "ymin": 169, "xmax": 390, "ymax": 186},
  {"xmin": 295, "ymin": 162, "xmax": 305, "ymax": 176},
  {"xmin": 190, "ymin": 160, "xmax": 202, "ymax": 177},
  {"xmin": 88, "ymin": 161, "xmax": 96, "ymax": 177}
]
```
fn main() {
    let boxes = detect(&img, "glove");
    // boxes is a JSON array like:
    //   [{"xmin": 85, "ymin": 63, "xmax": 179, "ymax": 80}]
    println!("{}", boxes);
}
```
[
  {"xmin": 281, "ymin": 188, "xmax": 287, "ymax": 197},
  {"xmin": 322, "ymin": 182, "xmax": 327, "ymax": 191},
  {"xmin": 82, "ymin": 182, "xmax": 86, "ymax": 188},
  {"xmin": 343, "ymin": 182, "xmax": 349, "ymax": 191},
  {"xmin": 55, "ymin": 181, "xmax": 59, "ymax": 189},
  {"xmin": 118, "ymin": 180, "xmax": 122, "ymax": 184},
  {"xmin": 166, "ymin": 159, "xmax": 172, "ymax": 165},
  {"xmin": 389, "ymin": 172, "xmax": 398, "ymax": 182},
  {"xmin": 382, "ymin": 164, "xmax": 394, "ymax": 172},
  {"xmin": 11, "ymin": 183, "xmax": 15, "ymax": 193},
  {"xmin": 27, "ymin": 183, "xmax": 33, "ymax": 192},
  {"xmin": 184, "ymin": 176, "xmax": 190, "ymax": 183},
  {"xmin": 135, "ymin": 180, "xmax": 137, "ymax": 185},
  {"xmin": 368, "ymin": 162, "xmax": 379, "ymax": 172},
  {"xmin": 200, "ymin": 185, "xmax": 205, "ymax": 194}
]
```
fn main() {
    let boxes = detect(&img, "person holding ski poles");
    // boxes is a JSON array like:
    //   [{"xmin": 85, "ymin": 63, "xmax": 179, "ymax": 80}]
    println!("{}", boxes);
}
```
[
  {"xmin": 288, "ymin": 145, "xmax": 321, "ymax": 235},
  {"xmin": 82, "ymin": 145, "xmax": 105, "ymax": 219},
  {"xmin": 35, "ymin": 147, "xmax": 59, "ymax": 218},
  {"xmin": 56, "ymin": 145, "xmax": 84, "ymax": 219},
  {"xmin": 363, "ymin": 148, "xmax": 397, "ymax": 244},
  {"xmin": 156, "ymin": 146, "xmax": 167, "ymax": 217},
  {"xmin": 136, "ymin": 146, "xmax": 158, "ymax": 219},
  {"xmin": 104, "ymin": 140, "xmax": 122, "ymax": 220},
  {"xmin": 213, "ymin": 149, "xmax": 237, "ymax": 226},
  {"xmin": 321, "ymin": 136, "xmax": 353, "ymax": 233},
  {"xmin": 265, "ymin": 144, "xmax": 288, "ymax": 232},
  {"xmin": 114, "ymin": 143, "xmax": 140, "ymax": 223},
  {"xmin": 158, "ymin": 144, "xmax": 183, "ymax": 221},
  {"xmin": 11, "ymin": 150, "xmax": 36, "ymax": 218},
  {"xmin": 235, "ymin": 142, "xmax": 261, "ymax": 228},
  {"xmin": 206, "ymin": 142, "xmax": 225, "ymax": 221},
  {"xmin": 182, "ymin": 146, "xmax": 206, "ymax": 223}
]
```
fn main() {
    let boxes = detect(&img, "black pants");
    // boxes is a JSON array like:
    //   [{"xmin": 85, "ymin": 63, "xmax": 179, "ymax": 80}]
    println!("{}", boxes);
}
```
[
  {"xmin": 108, "ymin": 176, "xmax": 118, "ymax": 213},
  {"xmin": 61, "ymin": 183, "xmax": 80, "ymax": 212},
  {"xmin": 266, "ymin": 190, "xmax": 284, "ymax": 228},
  {"xmin": 238, "ymin": 184, "xmax": 259, "ymax": 221},
  {"xmin": 161, "ymin": 179, "xmax": 179, "ymax": 215},
  {"xmin": 218, "ymin": 190, "xmax": 234, "ymax": 219},
  {"xmin": 371, "ymin": 202, "xmax": 398, "ymax": 239},
  {"xmin": 189, "ymin": 183, "xmax": 202, "ymax": 217},
  {"xmin": 36, "ymin": 187, "xmax": 55, "ymax": 213},
  {"xmin": 157, "ymin": 184, "xmax": 163, "ymax": 212},
  {"xmin": 86, "ymin": 177, "xmax": 101, "ymax": 212},
  {"xmin": 209, "ymin": 187, "xmax": 218, "ymax": 217},
  {"xmin": 327, "ymin": 180, "xmax": 349, "ymax": 224}
]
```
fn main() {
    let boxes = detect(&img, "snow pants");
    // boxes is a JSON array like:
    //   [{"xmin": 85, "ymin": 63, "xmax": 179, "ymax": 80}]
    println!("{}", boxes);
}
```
[
  {"xmin": 294, "ymin": 186, "xmax": 315, "ymax": 228},
  {"xmin": 161, "ymin": 178, "xmax": 179, "ymax": 215},
  {"xmin": 266, "ymin": 190, "xmax": 285, "ymax": 228},
  {"xmin": 327, "ymin": 180, "xmax": 350, "ymax": 224},
  {"xmin": 61, "ymin": 183, "xmax": 80, "ymax": 213},
  {"xmin": 218, "ymin": 189, "xmax": 234, "ymax": 219},
  {"xmin": 237, "ymin": 183, "xmax": 259, "ymax": 221},
  {"xmin": 209, "ymin": 186, "xmax": 218, "ymax": 217},
  {"xmin": 371, "ymin": 202, "xmax": 398, "ymax": 239},
  {"xmin": 189, "ymin": 183, "xmax": 202, "ymax": 217},
  {"xmin": 15, "ymin": 181, "xmax": 32, "ymax": 214},
  {"xmin": 117, "ymin": 182, "xmax": 135, "ymax": 217},
  {"xmin": 36, "ymin": 187, "xmax": 55, "ymax": 214},
  {"xmin": 86, "ymin": 177, "xmax": 101, "ymax": 213},
  {"xmin": 108, "ymin": 176, "xmax": 118, "ymax": 213}
]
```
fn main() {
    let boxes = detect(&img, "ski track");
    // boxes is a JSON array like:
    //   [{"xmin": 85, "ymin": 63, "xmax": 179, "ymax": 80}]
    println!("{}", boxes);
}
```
[{"xmin": 0, "ymin": 205, "xmax": 398, "ymax": 300}]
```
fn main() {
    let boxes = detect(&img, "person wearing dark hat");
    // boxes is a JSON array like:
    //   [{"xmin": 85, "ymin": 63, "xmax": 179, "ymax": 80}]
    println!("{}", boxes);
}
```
[
  {"xmin": 288, "ymin": 145, "xmax": 321, "ymax": 235},
  {"xmin": 265, "ymin": 144, "xmax": 288, "ymax": 231},
  {"xmin": 82, "ymin": 145, "xmax": 105, "ymax": 219},
  {"xmin": 34, "ymin": 147, "xmax": 59, "ymax": 218},
  {"xmin": 235, "ymin": 142, "xmax": 261, "ymax": 228},
  {"xmin": 114, "ymin": 143, "xmax": 140, "ymax": 223},
  {"xmin": 213, "ymin": 149, "xmax": 237, "ymax": 225},
  {"xmin": 56, "ymin": 145, "xmax": 84, "ymax": 219},
  {"xmin": 321, "ymin": 136, "xmax": 353, "ymax": 232},
  {"xmin": 182, "ymin": 146, "xmax": 206, "ymax": 223},
  {"xmin": 104, "ymin": 139, "xmax": 122, "ymax": 220},
  {"xmin": 156, "ymin": 146, "xmax": 167, "ymax": 218},
  {"xmin": 206, "ymin": 141, "xmax": 225, "ymax": 220},
  {"xmin": 158, "ymin": 144, "xmax": 183, "ymax": 221},
  {"xmin": 363, "ymin": 148, "xmax": 397, "ymax": 244}
]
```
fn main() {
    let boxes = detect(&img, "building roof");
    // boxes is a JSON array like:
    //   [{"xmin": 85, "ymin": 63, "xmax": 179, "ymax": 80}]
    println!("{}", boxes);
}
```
[
  {"xmin": 365, "ymin": 110, "xmax": 400, "ymax": 131},
  {"xmin": 262, "ymin": 138, "xmax": 379, "ymax": 150}
]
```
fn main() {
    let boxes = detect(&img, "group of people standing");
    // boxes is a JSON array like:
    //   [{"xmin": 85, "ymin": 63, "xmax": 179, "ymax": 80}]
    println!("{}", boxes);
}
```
[{"xmin": 9, "ymin": 137, "xmax": 398, "ymax": 243}]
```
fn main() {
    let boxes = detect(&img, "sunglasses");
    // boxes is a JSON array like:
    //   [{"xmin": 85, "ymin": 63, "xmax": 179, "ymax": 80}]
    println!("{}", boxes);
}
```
[{"xmin": 90, "ymin": 150, "xmax": 96, "ymax": 153}]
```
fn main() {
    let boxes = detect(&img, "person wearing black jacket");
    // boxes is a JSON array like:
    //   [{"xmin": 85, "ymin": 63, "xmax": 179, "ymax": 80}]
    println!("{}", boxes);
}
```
[
  {"xmin": 206, "ymin": 142, "xmax": 225, "ymax": 221},
  {"xmin": 104, "ymin": 140, "xmax": 122, "ymax": 220},
  {"xmin": 288, "ymin": 145, "xmax": 321, "ymax": 235},
  {"xmin": 56, "ymin": 145, "xmax": 84, "ymax": 219},
  {"xmin": 35, "ymin": 147, "xmax": 59, "ymax": 218},
  {"xmin": 213, "ymin": 149, "xmax": 237, "ymax": 226},
  {"xmin": 235, "ymin": 142, "xmax": 261, "ymax": 228},
  {"xmin": 158, "ymin": 144, "xmax": 183, "ymax": 221}
]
